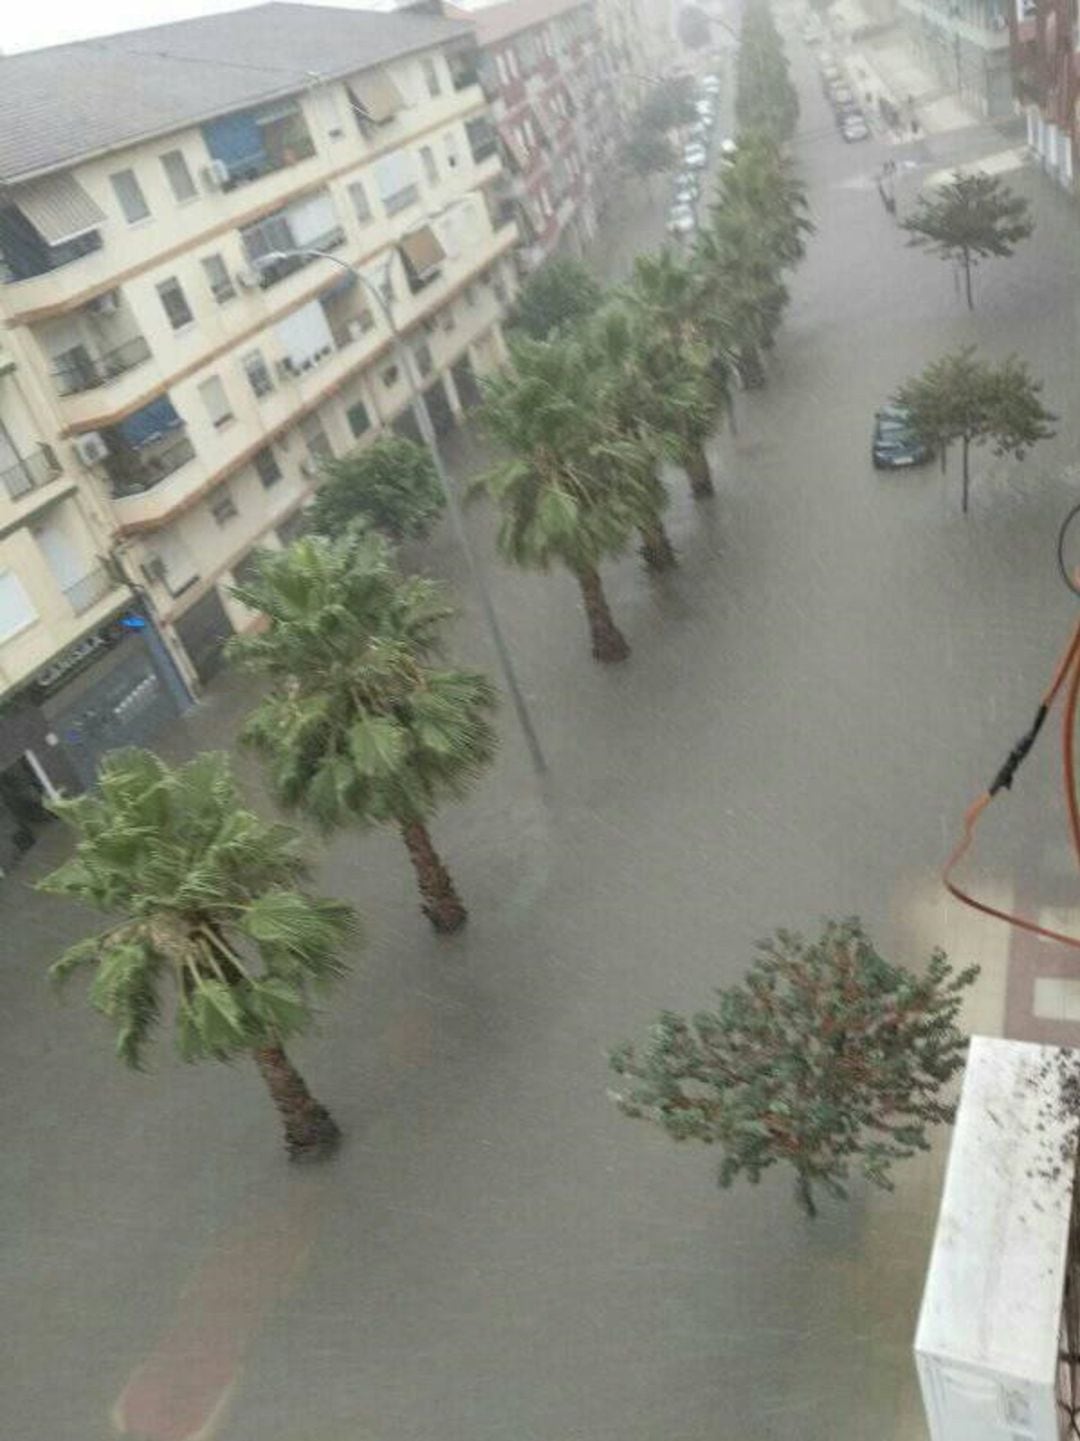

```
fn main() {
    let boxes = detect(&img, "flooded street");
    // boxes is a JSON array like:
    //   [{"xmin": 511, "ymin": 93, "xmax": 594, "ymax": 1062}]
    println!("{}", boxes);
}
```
[{"xmin": 6, "ymin": 37, "xmax": 1080, "ymax": 1441}]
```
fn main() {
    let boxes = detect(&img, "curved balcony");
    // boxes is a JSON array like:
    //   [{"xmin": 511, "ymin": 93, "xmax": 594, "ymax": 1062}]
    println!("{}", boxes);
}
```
[{"xmin": 51, "ymin": 336, "xmax": 153, "ymax": 396}]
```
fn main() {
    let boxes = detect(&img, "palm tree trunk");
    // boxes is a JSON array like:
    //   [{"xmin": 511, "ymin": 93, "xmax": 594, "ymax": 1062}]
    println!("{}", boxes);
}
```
[
  {"xmin": 400, "ymin": 819, "xmax": 466, "ymax": 933},
  {"xmin": 638, "ymin": 517, "xmax": 677, "ymax": 571},
  {"xmin": 963, "ymin": 249, "xmax": 974, "ymax": 310},
  {"xmin": 684, "ymin": 442, "xmax": 715, "ymax": 498},
  {"xmin": 576, "ymin": 565, "xmax": 629, "ymax": 662},
  {"xmin": 739, "ymin": 345, "xmax": 766, "ymax": 389},
  {"xmin": 795, "ymin": 1168, "xmax": 818, "ymax": 1218},
  {"xmin": 252, "ymin": 1044, "xmax": 340, "ymax": 1160},
  {"xmin": 961, "ymin": 436, "xmax": 971, "ymax": 514}
]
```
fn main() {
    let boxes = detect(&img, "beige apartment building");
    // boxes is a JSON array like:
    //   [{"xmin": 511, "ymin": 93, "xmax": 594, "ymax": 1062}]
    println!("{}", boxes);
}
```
[{"xmin": 0, "ymin": 1, "xmax": 519, "ymax": 858}]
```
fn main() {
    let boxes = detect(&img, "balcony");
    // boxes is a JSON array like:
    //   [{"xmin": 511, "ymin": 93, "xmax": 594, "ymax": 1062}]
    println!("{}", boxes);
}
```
[
  {"xmin": 467, "ymin": 117, "xmax": 500, "ymax": 165},
  {"xmin": 201, "ymin": 102, "xmax": 318, "ymax": 196},
  {"xmin": 50, "ymin": 335, "xmax": 153, "ymax": 397},
  {"xmin": 63, "ymin": 565, "xmax": 113, "ymax": 616},
  {"xmin": 103, "ymin": 427, "xmax": 196, "ymax": 498},
  {"xmin": 0, "ymin": 444, "xmax": 61, "ymax": 501}
]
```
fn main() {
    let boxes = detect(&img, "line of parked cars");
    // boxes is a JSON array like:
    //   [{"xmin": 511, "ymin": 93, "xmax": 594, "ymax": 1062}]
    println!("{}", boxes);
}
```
[
  {"xmin": 667, "ymin": 73, "xmax": 736, "ymax": 239},
  {"xmin": 817, "ymin": 49, "xmax": 870, "ymax": 143}
]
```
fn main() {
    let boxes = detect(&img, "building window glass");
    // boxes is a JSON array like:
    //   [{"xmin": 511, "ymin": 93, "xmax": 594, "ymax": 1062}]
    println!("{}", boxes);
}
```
[
  {"xmin": 348, "ymin": 179, "xmax": 373, "ymax": 225},
  {"xmin": 420, "ymin": 145, "xmax": 439, "ymax": 186},
  {"xmin": 209, "ymin": 486, "xmax": 238, "ymax": 525},
  {"xmin": 242, "ymin": 349, "xmax": 274, "ymax": 398},
  {"xmin": 496, "ymin": 52, "xmax": 509, "ymax": 86},
  {"xmin": 157, "ymin": 277, "xmax": 194, "ymax": 330},
  {"xmin": 201, "ymin": 253, "xmax": 235, "ymax": 303},
  {"xmin": 382, "ymin": 363, "xmax": 400, "ymax": 388},
  {"xmin": 422, "ymin": 57, "xmax": 442, "ymax": 98},
  {"xmin": 111, "ymin": 168, "xmax": 151, "ymax": 224},
  {"xmin": 444, "ymin": 131, "xmax": 460, "ymax": 170},
  {"xmin": 374, "ymin": 150, "xmax": 420, "ymax": 214},
  {"xmin": 161, "ymin": 149, "xmax": 197, "ymax": 202},
  {"xmin": 346, "ymin": 399, "xmax": 371, "ymax": 438},
  {"xmin": 253, "ymin": 446, "xmax": 282, "ymax": 488},
  {"xmin": 198, "ymin": 375, "xmax": 234, "ymax": 428}
]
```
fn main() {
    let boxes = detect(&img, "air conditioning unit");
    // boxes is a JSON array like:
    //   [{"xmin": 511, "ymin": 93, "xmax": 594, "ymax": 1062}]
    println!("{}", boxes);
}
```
[
  {"xmin": 87, "ymin": 289, "xmax": 120, "ymax": 316},
  {"xmin": 347, "ymin": 317, "xmax": 370, "ymax": 341},
  {"xmin": 201, "ymin": 158, "xmax": 229, "ymax": 190},
  {"xmin": 299, "ymin": 456, "xmax": 318, "ymax": 478},
  {"xmin": 74, "ymin": 431, "xmax": 109, "ymax": 467},
  {"xmin": 235, "ymin": 266, "xmax": 260, "ymax": 290}
]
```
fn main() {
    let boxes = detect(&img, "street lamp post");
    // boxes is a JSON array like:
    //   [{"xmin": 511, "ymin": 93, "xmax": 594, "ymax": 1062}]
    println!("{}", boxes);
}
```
[{"xmin": 255, "ymin": 246, "xmax": 547, "ymax": 776}]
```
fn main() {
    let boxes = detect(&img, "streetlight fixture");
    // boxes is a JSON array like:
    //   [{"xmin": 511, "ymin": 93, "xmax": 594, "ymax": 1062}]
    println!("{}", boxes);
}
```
[{"xmin": 254, "ymin": 246, "xmax": 547, "ymax": 776}]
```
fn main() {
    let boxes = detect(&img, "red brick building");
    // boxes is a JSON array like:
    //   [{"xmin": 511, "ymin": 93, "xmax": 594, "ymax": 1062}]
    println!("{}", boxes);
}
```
[
  {"xmin": 446, "ymin": 0, "xmax": 622, "ymax": 271},
  {"xmin": 1010, "ymin": 0, "xmax": 1078, "ymax": 187}
]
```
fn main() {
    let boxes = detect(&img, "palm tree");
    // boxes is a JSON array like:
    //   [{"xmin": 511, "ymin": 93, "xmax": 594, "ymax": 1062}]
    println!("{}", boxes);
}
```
[
  {"xmin": 39, "ymin": 749, "xmax": 354, "ymax": 1159},
  {"xmin": 623, "ymin": 250, "xmax": 729, "ymax": 499},
  {"xmin": 229, "ymin": 529, "xmax": 497, "ymax": 933},
  {"xmin": 309, "ymin": 434, "xmax": 445, "ymax": 543},
  {"xmin": 714, "ymin": 132, "xmax": 813, "ymax": 273},
  {"xmin": 477, "ymin": 335, "xmax": 650, "ymax": 662},
  {"xmin": 694, "ymin": 210, "xmax": 790, "ymax": 389}
]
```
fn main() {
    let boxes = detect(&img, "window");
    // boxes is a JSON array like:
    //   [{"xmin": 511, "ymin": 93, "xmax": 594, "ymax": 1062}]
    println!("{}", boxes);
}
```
[
  {"xmin": 507, "ymin": 46, "xmax": 520, "ymax": 78},
  {"xmin": 209, "ymin": 486, "xmax": 238, "ymax": 525},
  {"xmin": 348, "ymin": 179, "xmax": 372, "ymax": 225},
  {"xmin": 198, "ymin": 375, "xmax": 234, "ymax": 428},
  {"xmin": 420, "ymin": 145, "xmax": 439, "ymax": 186},
  {"xmin": 374, "ymin": 150, "xmax": 420, "ymax": 214},
  {"xmin": 253, "ymin": 446, "xmax": 282, "ymax": 488},
  {"xmin": 0, "ymin": 570, "xmax": 37, "ymax": 642},
  {"xmin": 157, "ymin": 277, "xmax": 193, "ymax": 330},
  {"xmin": 276, "ymin": 509, "xmax": 309, "ymax": 546},
  {"xmin": 161, "ymin": 150, "xmax": 196, "ymax": 202},
  {"xmin": 496, "ymin": 53, "xmax": 509, "ymax": 86},
  {"xmin": 346, "ymin": 398, "xmax": 371, "ymax": 438},
  {"xmin": 300, "ymin": 413, "xmax": 333, "ymax": 460},
  {"xmin": 382, "ymin": 363, "xmax": 400, "ymax": 388},
  {"xmin": 146, "ymin": 534, "xmax": 199, "ymax": 596},
  {"xmin": 444, "ymin": 131, "xmax": 460, "ymax": 170},
  {"xmin": 201, "ymin": 253, "xmax": 235, "ymax": 303},
  {"xmin": 242, "ymin": 349, "xmax": 274, "ymax": 398},
  {"xmin": 111, "ymin": 168, "xmax": 151, "ymax": 224},
  {"xmin": 422, "ymin": 57, "xmax": 442, "ymax": 98},
  {"xmin": 467, "ymin": 116, "xmax": 499, "ymax": 164},
  {"xmin": 413, "ymin": 341, "xmax": 433, "ymax": 379}
]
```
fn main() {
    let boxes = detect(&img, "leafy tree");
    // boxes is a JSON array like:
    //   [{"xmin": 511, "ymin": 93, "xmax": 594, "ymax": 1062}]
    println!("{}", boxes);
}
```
[
  {"xmin": 902, "ymin": 170, "xmax": 1033, "ymax": 310},
  {"xmin": 677, "ymin": 3, "xmax": 712, "ymax": 49},
  {"xmin": 40, "ymin": 749, "xmax": 354, "ymax": 1159},
  {"xmin": 622, "ymin": 127, "xmax": 676, "ymax": 182},
  {"xmin": 230, "ymin": 530, "xmax": 497, "ymax": 932},
  {"xmin": 894, "ymin": 347, "xmax": 1055, "ymax": 512},
  {"xmin": 477, "ymin": 335, "xmax": 653, "ymax": 661},
  {"xmin": 310, "ymin": 435, "xmax": 444, "ymax": 543},
  {"xmin": 509, "ymin": 257, "xmax": 603, "ymax": 341},
  {"xmin": 637, "ymin": 75, "xmax": 697, "ymax": 133},
  {"xmin": 736, "ymin": 0, "xmax": 799, "ymax": 143},
  {"xmin": 609, "ymin": 917, "xmax": 977, "ymax": 1217},
  {"xmin": 713, "ymin": 131, "xmax": 814, "ymax": 271}
]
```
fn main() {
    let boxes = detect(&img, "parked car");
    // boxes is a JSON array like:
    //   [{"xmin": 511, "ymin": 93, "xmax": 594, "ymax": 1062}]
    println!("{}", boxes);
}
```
[
  {"xmin": 701, "ymin": 73, "xmax": 722, "ymax": 95},
  {"xmin": 695, "ymin": 97, "xmax": 716, "ymax": 122},
  {"xmin": 674, "ymin": 170, "xmax": 699, "ymax": 196},
  {"xmin": 841, "ymin": 113, "xmax": 870, "ymax": 142},
  {"xmin": 687, "ymin": 120, "xmax": 710, "ymax": 144},
  {"xmin": 820, "ymin": 62, "xmax": 843, "ymax": 88},
  {"xmin": 829, "ymin": 83, "xmax": 856, "ymax": 109},
  {"xmin": 673, "ymin": 183, "xmax": 698, "ymax": 208},
  {"xmin": 667, "ymin": 203, "xmax": 697, "ymax": 237},
  {"xmin": 683, "ymin": 142, "xmax": 708, "ymax": 169},
  {"xmin": 871, "ymin": 406, "xmax": 933, "ymax": 468}
]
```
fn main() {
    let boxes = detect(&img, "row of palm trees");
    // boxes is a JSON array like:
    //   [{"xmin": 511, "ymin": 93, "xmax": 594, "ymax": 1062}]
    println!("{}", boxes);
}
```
[
  {"xmin": 40, "ymin": 32, "xmax": 812, "ymax": 1158},
  {"xmin": 476, "ymin": 128, "xmax": 813, "ymax": 661}
]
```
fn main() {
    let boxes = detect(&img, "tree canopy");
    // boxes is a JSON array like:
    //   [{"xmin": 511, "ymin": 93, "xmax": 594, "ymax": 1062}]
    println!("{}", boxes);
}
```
[
  {"xmin": 609, "ymin": 918, "xmax": 978, "ymax": 1216},
  {"xmin": 310, "ymin": 435, "xmax": 445, "ymax": 542},
  {"xmin": 902, "ymin": 171, "xmax": 1033, "ymax": 309},
  {"xmin": 508, "ymin": 257, "xmax": 604, "ymax": 341},
  {"xmin": 894, "ymin": 346, "xmax": 1055, "ymax": 511},
  {"xmin": 735, "ymin": 0, "xmax": 799, "ymax": 142},
  {"xmin": 622, "ymin": 128, "xmax": 676, "ymax": 181}
]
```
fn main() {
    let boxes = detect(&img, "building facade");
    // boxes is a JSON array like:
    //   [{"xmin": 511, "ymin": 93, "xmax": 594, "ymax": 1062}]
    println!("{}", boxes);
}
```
[
  {"xmin": 1009, "ymin": 0, "xmax": 1077, "ymax": 187},
  {"xmin": 897, "ymin": 0, "xmax": 1014, "ymax": 118},
  {"xmin": 0, "ymin": 2, "xmax": 518, "ymax": 840},
  {"xmin": 446, "ymin": 0, "xmax": 624, "ymax": 272}
]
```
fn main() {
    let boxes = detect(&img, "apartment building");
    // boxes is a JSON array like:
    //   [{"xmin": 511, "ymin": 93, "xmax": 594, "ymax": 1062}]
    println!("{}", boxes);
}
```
[
  {"xmin": 0, "ymin": 3, "xmax": 519, "ymax": 831},
  {"xmin": 445, "ymin": 0, "xmax": 623, "ymax": 271},
  {"xmin": 896, "ymin": 0, "xmax": 1013, "ymax": 117},
  {"xmin": 1009, "ymin": 0, "xmax": 1076, "ymax": 187}
]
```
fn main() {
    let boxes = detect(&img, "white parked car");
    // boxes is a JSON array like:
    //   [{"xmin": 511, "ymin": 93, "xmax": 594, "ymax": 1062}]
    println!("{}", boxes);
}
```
[
  {"xmin": 667, "ymin": 203, "xmax": 697, "ymax": 236},
  {"xmin": 683, "ymin": 142, "xmax": 708, "ymax": 169},
  {"xmin": 719, "ymin": 137, "xmax": 738, "ymax": 159},
  {"xmin": 701, "ymin": 73, "xmax": 721, "ymax": 95},
  {"xmin": 695, "ymin": 97, "xmax": 715, "ymax": 121}
]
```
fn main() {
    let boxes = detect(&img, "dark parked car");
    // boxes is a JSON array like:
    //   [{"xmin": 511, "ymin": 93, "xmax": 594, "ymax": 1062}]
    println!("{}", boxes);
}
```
[{"xmin": 872, "ymin": 406, "xmax": 933, "ymax": 468}]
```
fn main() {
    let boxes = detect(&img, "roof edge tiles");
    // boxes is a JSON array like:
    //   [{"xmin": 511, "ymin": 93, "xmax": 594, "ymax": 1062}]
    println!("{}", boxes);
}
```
[{"xmin": 0, "ymin": 2, "xmax": 475, "ymax": 186}]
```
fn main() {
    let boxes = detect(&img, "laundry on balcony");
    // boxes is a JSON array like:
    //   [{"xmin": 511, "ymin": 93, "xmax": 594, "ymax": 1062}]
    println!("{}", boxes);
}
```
[{"xmin": 116, "ymin": 395, "xmax": 184, "ymax": 450}]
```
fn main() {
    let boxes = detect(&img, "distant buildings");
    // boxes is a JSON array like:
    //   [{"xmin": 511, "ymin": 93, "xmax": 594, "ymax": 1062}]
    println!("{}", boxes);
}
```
[
  {"xmin": 895, "ymin": 0, "xmax": 1013, "ymax": 118},
  {"xmin": 1009, "ymin": 0, "xmax": 1076, "ymax": 185}
]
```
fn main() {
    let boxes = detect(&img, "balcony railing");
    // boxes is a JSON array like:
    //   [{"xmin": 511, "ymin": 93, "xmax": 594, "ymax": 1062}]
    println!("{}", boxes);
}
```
[
  {"xmin": 254, "ymin": 227, "xmax": 346, "ymax": 288},
  {"xmin": 63, "ymin": 565, "xmax": 113, "ymax": 616},
  {"xmin": 51, "ymin": 336, "xmax": 153, "ymax": 396},
  {"xmin": 0, "ymin": 444, "xmax": 60, "ymax": 501},
  {"xmin": 105, "ymin": 431, "xmax": 197, "ymax": 498}
]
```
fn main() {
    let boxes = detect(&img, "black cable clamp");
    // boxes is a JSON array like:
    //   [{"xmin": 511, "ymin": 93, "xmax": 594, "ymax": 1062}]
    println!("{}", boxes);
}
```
[{"xmin": 989, "ymin": 703, "xmax": 1048, "ymax": 796}]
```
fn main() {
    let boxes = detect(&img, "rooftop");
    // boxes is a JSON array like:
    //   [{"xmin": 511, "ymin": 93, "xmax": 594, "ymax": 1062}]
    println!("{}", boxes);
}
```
[
  {"xmin": 0, "ymin": 2, "xmax": 473, "ymax": 186},
  {"xmin": 444, "ymin": 0, "xmax": 587, "ymax": 47}
]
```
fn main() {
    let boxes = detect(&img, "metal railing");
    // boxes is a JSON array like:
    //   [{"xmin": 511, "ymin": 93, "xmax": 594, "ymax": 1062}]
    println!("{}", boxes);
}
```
[
  {"xmin": 0, "ymin": 444, "xmax": 60, "ymax": 500},
  {"xmin": 51, "ymin": 335, "xmax": 153, "ymax": 396},
  {"xmin": 106, "ymin": 431, "xmax": 196, "ymax": 497},
  {"xmin": 63, "ymin": 565, "xmax": 113, "ymax": 616}
]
